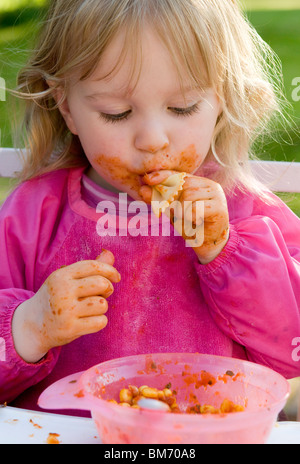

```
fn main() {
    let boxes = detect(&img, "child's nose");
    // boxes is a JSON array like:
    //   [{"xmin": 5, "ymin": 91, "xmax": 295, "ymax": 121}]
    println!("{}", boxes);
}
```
[{"xmin": 134, "ymin": 118, "xmax": 169, "ymax": 154}]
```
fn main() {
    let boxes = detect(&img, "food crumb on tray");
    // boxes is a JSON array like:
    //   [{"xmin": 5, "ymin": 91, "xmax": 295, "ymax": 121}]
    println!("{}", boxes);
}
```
[{"xmin": 46, "ymin": 433, "xmax": 61, "ymax": 444}]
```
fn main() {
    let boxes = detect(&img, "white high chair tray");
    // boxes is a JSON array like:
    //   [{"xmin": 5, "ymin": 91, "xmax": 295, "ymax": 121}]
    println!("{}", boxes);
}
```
[
  {"xmin": 0, "ymin": 406, "xmax": 299, "ymax": 444},
  {"xmin": 0, "ymin": 406, "xmax": 101, "ymax": 444}
]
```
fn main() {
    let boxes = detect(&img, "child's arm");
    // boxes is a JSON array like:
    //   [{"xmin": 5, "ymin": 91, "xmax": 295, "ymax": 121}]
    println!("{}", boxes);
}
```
[
  {"xmin": 0, "ymin": 287, "xmax": 61, "ymax": 403},
  {"xmin": 0, "ymin": 187, "xmax": 56, "ymax": 403},
  {"xmin": 0, "ymin": 176, "xmax": 120, "ymax": 403},
  {"xmin": 196, "ymin": 196, "xmax": 300, "ymax": 378},
  {"xmin": 1, "ymin": 249, "xmax": 119, "ymax": 403},
  {"xmin": 141, "ymin": 172, "xmax": 300, "ymax": 377}
]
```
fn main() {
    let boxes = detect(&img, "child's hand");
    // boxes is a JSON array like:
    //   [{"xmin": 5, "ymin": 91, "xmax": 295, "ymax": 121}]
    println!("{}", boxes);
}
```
[
  {"xmin": 140, "ymin": 171, "xmax": 229, "ymax": 264},
  {"xmin": 12, "ymin": 250, "xmax": 121, "ymax": 363}
]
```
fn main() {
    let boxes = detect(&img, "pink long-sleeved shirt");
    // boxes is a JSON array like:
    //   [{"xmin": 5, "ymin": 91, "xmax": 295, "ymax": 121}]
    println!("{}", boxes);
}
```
[{"xmin": 0, "ymin": 167, "xmax": 300, "ymax": 414}]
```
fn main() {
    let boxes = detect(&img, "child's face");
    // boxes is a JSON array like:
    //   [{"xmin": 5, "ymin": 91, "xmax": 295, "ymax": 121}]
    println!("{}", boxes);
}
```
[{"xmin": 59, "ymin": 28, "xmax": 221, "ymax": 200}]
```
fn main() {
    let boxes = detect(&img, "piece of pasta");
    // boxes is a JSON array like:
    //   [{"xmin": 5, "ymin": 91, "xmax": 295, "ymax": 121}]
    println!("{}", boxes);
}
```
[{"xmin": 151, "ymin": 172, "xmax": 187, "ymax": 218}]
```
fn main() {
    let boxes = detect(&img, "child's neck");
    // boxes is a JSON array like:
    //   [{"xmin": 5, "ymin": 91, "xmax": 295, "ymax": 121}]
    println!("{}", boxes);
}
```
[{"xmin": 85, "ymin": 166, "xmax": 121, "ymax": 195}]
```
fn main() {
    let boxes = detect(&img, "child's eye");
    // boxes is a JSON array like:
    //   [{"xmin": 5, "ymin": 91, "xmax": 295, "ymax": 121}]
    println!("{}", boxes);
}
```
[
  {"xmin": 99, "ymin": 110, "xmax": 131, "ymax": 124},
  {"xmin": 169, "ymin": 103, "xmax": 200, "ymax": 117},
  {"xmin": 99, "ymin": 102, "xmax": 200, "ymax": 124}
]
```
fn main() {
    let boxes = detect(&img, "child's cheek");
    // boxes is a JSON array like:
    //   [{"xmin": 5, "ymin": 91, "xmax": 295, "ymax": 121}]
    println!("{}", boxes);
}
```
[
  {"xmin": 95, "ymin": 154, "xmax": 141, "ymax": 194},
  {"xmin": 177, "ymin": 145, "xmax": 206, "ymax": 173}
]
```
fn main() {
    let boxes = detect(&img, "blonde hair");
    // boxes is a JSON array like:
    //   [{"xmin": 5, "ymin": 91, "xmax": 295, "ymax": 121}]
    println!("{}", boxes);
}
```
[{"xmin": 14, "ymin": 0, "xmax": 288, "ymax": 197}]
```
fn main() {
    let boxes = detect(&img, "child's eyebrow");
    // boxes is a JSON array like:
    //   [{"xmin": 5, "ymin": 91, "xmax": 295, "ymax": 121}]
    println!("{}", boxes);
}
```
[
  {"xmin": 85, "ymin": 85, "xmax": 208, "ymax": 101},
  {"xmin": 85, "ymin": 91, "xmax": 122, "ymax": 100}
]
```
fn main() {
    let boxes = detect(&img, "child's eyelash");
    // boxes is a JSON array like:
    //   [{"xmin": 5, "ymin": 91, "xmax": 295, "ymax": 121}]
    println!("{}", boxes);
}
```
[
  {"xmin": 99, "ymin": 110, "xmax": 131, "ymax": 124},
  {"xmin": 168, "ymin": 103, "xmax": 200, "ymax": 117},
  {"xmin": 99, "ymin": 103, "xmax": 200, "ymax": 124}
]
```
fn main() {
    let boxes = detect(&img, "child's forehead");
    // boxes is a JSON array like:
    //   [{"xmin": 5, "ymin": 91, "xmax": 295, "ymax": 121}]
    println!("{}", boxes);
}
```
[{"xmin": 79, "ymin": 26, "xmax": 209, "ymax": 96}]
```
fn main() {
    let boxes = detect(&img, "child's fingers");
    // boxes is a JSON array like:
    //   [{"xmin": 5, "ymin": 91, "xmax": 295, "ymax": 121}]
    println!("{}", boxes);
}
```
[
  {"xmin": 140, "ymin": 170, "xmax": 192, "ymax": 202},
  {"xmin": 183, "ymin": 175, "xmax": 223, "ymax": 194},
  {"xmin": 96, "ymin": 249, "xmax": 115, "ymax": 266},
  {"xmin": 183, "ymin": 175, "xmax": 216, "ymax": 189},
  {"xmin": 139, "ymin": 185, "xmax": 152, "ymax": 203},
  {"xmin": 62, "ymin": 259, "xmax": 121, "ymax": 283},
  {"xmin": 142, "ymin": 170, "xmax": 180, "ymax": 186},
  {"xmin": 77, "ymin": 296, "xmax": 108, "ymax": 317},
  {"xmin": 180, "ymin": 177, "xmax": 228, "ymax": 213},
  {"xmin": 180, "ymin": 188, "xmax": 216, "ymax": 202},
  {"xmin": 75, "ymin": 275, "xmax": 114, "ymax": 299},
  {"xmin": 74, "ymin": 314, "xmax": 108, "ymax": 337},
  {"xmin": 139, "ymin": 171, "xmax": 223, "ymax": 211}
]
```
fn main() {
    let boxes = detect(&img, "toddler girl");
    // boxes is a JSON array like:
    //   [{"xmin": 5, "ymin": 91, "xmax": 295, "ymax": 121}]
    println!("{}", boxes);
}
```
[{"xmin": 1, "ymin": 0, "xmax": 300, "ymax": 413}]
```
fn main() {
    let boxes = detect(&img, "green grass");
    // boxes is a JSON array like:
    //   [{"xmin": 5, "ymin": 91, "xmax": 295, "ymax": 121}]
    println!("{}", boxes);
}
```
[
  {"xmin": 0, "ymin": 0, "xmax": 47, "ymax": 12},
  {"xmin": 0, "ymin": 21, "xmax": 39, "ymax": 147},
  {"xmin": 245, "ymin": 9, "xmax": 300, "ymax": 164},
  {"xmin": 243, "ymin": 0, "xmax": 300, "ymax": 9},
  {"xmin": 277, "ymin": 193, "xmax": 300, "ymax": 217},
  {"xmin": 245, "ymin": 0, "xmax": 300, "ymax": 169},
  {"xmin": 0, "ymin": 177, "xmax": 16, "ymax": 204}
]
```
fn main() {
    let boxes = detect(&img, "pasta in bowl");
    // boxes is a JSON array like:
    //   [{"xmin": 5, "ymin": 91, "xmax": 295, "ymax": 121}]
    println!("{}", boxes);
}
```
[{"xmin": 39, "ymin": 353, "xmax": 289, "ymax": 444}]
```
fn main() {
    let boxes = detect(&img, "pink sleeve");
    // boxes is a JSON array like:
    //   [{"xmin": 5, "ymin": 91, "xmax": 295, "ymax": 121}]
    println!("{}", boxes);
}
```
[
  {"xmin": 196, "ymin": 197, "xmax": 300, "ymax": 379},
  {"xmin": 0, "ymin": 184, "xmax": 60, "ymax": 403},
  {"xmin": 0, "ymin": 290, "xmax": 60, "ymax": 403}
]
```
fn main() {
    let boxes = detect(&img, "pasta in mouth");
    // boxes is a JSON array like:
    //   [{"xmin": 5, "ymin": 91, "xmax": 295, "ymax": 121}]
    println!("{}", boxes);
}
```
[{"xmin": 151, "ymin": 172, "xmax": 187, "ymax": 218}]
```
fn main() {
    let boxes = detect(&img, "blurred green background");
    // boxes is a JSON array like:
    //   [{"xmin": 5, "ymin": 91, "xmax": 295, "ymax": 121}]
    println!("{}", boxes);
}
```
[{"xmin": 0, "ymin": 0, "xmax": 300, "ymax": 213}]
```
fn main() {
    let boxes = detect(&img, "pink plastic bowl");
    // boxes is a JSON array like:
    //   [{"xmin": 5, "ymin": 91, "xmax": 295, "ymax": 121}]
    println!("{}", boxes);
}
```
[{"xmin": 38, "ymin": 353, "xmax": 290, "ymax": 444}]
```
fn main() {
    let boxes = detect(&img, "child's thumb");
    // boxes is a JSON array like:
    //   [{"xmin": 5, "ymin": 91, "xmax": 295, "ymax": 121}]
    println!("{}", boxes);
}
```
[{"xmin": 96, "ymin": 249, "xmax": 115, "ymax": 266}]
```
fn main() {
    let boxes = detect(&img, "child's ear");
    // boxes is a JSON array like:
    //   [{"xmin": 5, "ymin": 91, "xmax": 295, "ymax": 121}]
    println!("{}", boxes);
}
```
[{"xmin": 46, "ymin": 80, "xmax": 78, "ymax": 135}]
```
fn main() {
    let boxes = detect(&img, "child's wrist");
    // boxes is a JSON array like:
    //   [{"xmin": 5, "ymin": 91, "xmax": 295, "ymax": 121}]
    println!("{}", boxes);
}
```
[
  {"xmin": 12, "ymin": 299, "xmax": 48, "ymax": 364},
  {"xmin": 196, "ymin": 230, "xmax": 230, "ymax": 265}
]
